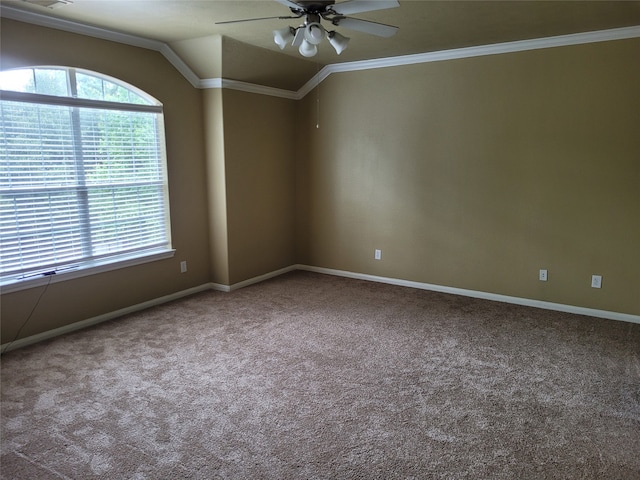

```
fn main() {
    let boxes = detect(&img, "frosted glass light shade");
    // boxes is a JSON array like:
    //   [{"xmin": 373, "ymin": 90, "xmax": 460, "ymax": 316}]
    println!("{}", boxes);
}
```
[
  {"xmin": 299, "ymin": 39, "xmax": 318, "ymax": 57},
  {"xmin": 273, "ymin": 27, "xmax": 295, "ymax": 49},
  {"xmin": 327, "ymin": 31, "xmax": 350, "ymax": 54},
  {"xmin": 304, "ymin": 23, "xmax": 324, "ymax": 45}
]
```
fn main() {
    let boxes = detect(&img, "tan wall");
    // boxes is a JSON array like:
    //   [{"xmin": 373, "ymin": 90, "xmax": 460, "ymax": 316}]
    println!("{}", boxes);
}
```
[
  {"xmin": 203, "ymin": 88, "xmax": 230, "ymax": 286},
  {"xmin": 0, "ymin": 19, "xmax": 212, "ymax": 341},
  {"xmin": 1, "ymin": 18, "xmax": 638, "ymax": 347},
  {"xmin": 296, "ymin": 39, "xmax": 640, "ymax": 315},
  {"xmin": 221, "ymin": 37, "xmax": 319, "ymax": 91},
  {"xmin": 222, "ymin": 89, "xmax": 297, "ymax": 284},
  {"xmin": 203, "ymin": 88, "xmax": 298, "ymax": 287}
]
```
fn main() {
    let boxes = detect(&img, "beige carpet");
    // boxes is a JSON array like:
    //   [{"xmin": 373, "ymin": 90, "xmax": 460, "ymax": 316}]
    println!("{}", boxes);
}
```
[{"xmin": 1, "ymin": 271, "xmax": 639, "ymax": 479}]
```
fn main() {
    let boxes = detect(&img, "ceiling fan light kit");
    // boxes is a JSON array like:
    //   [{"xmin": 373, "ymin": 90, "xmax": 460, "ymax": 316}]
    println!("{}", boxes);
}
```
[
  {"xmin": 274, "ymin": 26, "xmax": 296, "ymax": 49},
  {"xmin": 304, "ymin": 21, "xmax": 325, "ymax": 45},
  {"xmin": 327, "ymin": 30, "xmax": 350, "ymax": 55},
  {"xmin": 219, "ymin": 0, "xmax": 400, "ymax": 59},
  {"xmin": 276, "ymin": 21, "xmax": 349, "ymax": 57},
  {"xmin": 299, "ymin": 39, "xmax": 319, "ymax": 57}
]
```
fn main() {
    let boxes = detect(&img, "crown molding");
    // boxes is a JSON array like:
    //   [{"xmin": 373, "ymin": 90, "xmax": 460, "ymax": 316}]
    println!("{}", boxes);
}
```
[
  {"xmin": 191, "ymin": 24, "xmax": 640, "ymax": 99},
  {"xmin": 1, "ymin": 5, "xmax": 161, "ymax": 50},
  {"xmin": 3, "ymin": 5, "xmax": 639, "ymax": 100},
  {"xmin": 158, "ymin": 44, "xmax": 201, "ymax": 88},
  {"xmin": 297, "ymin": 25, "xmax": 640, "ymax": 98},
  {"xmin": 220, "ymin": 79, "xmax": 299, "ymax": 100},
  {"xmin": 199, "ymin": 78, "xmax": 223, "ymax": 89},
  {"xmin": 198, "ymin": 78, "xmax": 298, "ymax": 100},
  {"xmin": 0, "ymin": 5, "xmax": 201, "ymax": 88}
]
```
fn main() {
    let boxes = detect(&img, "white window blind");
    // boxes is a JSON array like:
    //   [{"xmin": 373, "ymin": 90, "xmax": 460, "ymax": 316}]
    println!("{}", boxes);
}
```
[{"xmin": 0, "ymin": 67, "xmax": 171, "ymax": 285}]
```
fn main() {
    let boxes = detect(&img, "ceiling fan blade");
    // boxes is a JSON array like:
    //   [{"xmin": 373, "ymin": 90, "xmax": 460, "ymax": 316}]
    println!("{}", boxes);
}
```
[
  {"xmin": 216, "ymin": 15, "xmax": 300, "ymax": 25},
  {"xmin": 331, "ymin": 0, "xmax": 399, "ymax": 15},
  {"xmin": 333, "ymin": 17, "xmax": 398, "ymax": 37}
]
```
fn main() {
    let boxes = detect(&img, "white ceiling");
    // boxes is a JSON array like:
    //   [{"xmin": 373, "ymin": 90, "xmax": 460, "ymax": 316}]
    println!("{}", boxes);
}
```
[{"xmin": 3, "ymin": 0, "xmax": 640, "ymax": 88}]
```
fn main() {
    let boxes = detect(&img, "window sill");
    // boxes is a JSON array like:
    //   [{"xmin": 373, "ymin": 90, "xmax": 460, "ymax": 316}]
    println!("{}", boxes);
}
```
[{"xmin": 0, "ymin": 249, "xmax": 176, "ymax": 294}]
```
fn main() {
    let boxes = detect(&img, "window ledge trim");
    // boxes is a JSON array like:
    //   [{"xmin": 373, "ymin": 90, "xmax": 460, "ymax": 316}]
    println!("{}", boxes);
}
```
[
  {"xmin": 0, "ymin": 89, "xmax": 163, "ymax": 113},
  {"xmin": 0, "ymin": 249, "xmax": 176, "ymax": 294}
]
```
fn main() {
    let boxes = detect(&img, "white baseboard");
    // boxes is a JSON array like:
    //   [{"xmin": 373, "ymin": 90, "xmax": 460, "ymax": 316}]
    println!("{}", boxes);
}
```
[
  {"xmin": 0, "ymin": 267, "xmax": 296, "ymax": 352},
  {"xmin": 210, "ymin": 282, "xmax": 231, "ymax": 292},
  {"xmin": 295, "ymin": 264, "xmax": 640, "ymax": 325},
  {"xmin": 3, "ymin": 264, "xmax": 637, "ymax": 353},
  {"xmin": 1, "ymin": 283, "xmax": 214, "ymax": 353},
  {"xmin": 228, "ymin": 265, "xmax": 298, "ymax": 291}
]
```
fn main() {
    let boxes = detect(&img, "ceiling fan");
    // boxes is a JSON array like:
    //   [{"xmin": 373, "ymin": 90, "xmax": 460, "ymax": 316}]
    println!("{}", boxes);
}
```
[{"xmin": 216, "ymin": 0, "xmax": 400, "ymax": 58}]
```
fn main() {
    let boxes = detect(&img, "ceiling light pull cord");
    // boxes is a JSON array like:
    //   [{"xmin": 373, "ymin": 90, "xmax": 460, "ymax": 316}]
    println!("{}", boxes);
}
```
[{"xmin": 316, "ymin": 61, "xmax": 320, "ymax": 129}]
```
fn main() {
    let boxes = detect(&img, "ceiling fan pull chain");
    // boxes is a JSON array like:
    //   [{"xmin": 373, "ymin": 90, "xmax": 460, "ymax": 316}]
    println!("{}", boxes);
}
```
[{"xmin": 316, "ymin": 60, "xmax": 320, "ymax": 129}]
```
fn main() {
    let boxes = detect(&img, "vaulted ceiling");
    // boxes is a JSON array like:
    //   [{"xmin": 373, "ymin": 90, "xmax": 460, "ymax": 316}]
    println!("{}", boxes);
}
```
[{"xmin": 2, "ymin": 0, "xmax": 640, "ymax": 90}]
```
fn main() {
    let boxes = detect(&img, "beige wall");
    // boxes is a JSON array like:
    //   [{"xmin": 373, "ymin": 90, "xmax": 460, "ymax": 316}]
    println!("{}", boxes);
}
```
[
  {"xmin": 222, "ymin": 89, "xmax": 297, "ymax": 284},
  {"xmin": 296, "ymin": 38, "xmax": 640, "ymax": 316},
  {"xmin": 1, "ymin": 19, "xmax": 298, "ymax": 344},
  {"xmin": 0, "ymin": 19, "xmax": 212, "ymax": 341},
  {"xmin": 1, "ymin": 18, "xmax": 638, "ymax": 346},
  {"xmin": 202, "ymin": 88, "xmax": 297, "ymax": 286},
  {"xmin": 203, "ymin": 88, "xmax": 230, "ymax": 286},
  {"xmin": 221, "ymin": 37, "xmax": 319, "ymax": 91}
]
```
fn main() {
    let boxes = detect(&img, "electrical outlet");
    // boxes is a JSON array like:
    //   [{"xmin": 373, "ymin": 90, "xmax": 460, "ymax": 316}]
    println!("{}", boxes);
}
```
[
  {"xmin": 539, "ymin": 269, "xmax": 548, "ymax": 281},
  {"xmin": 591, "ymin": 275, "xmax": 602, "ymax": 288},
  {"xmin": 180, "ymin": 261, "xmax": 187, "ymax": 273},
  {"xmin": 374, "ymin": 249, "xmax": 382, "ymax": 260}
]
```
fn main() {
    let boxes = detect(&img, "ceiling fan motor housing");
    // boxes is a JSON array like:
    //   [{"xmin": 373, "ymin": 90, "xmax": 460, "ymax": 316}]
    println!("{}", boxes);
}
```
[
  {"xmin": 219, "ymin": 0, "xmax": 400, "ymax": 57},
  {"xmin": 291, "ymin": 1, "xmax": 336, "ymax": 14}
]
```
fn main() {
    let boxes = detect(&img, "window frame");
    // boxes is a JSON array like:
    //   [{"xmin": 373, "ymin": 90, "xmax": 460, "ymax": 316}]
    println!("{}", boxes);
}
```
[{"xmin": 0, "ymin": 67, "xmax": 174, "ymax": 293}]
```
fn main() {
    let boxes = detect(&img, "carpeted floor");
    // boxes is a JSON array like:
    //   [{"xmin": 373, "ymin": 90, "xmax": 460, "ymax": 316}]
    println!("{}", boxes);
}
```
[{"xmin": 1, "ymin": 271, "xmax": 639, "ymax": 479}]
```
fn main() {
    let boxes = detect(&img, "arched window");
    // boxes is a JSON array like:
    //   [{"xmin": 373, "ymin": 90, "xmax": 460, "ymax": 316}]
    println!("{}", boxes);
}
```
[{"xmin": 0, "ymin": 67, "xmax": 172, "ymax": 289}]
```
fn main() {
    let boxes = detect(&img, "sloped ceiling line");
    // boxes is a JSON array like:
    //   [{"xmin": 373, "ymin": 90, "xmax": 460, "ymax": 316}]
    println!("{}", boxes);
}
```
[
  {"xmin": 2, "ymin": 6, "xmax": 639, "ymax": 100},
  {"xmin": 214, "ymin": 24, "xmax": 640, "ymax": 100}
]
